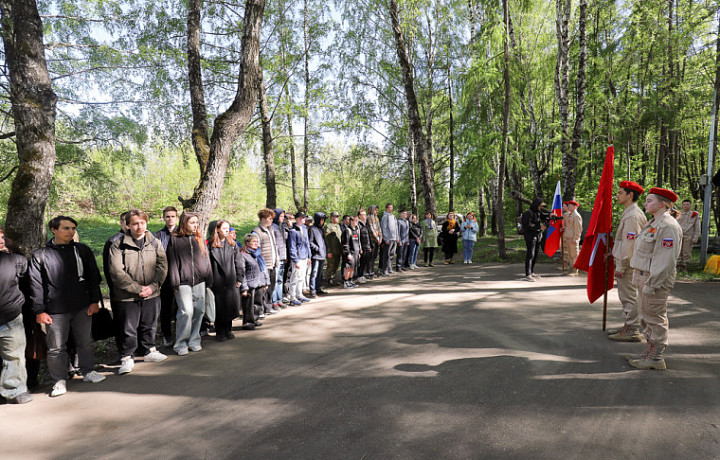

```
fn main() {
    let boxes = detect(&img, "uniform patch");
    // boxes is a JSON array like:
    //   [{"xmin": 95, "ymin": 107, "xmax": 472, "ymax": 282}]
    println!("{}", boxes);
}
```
[
  {"xmin": 626, "ymin": 232, "xmax": 636, "ymax": 240},
  {"xmin": 647, "ymin": 228, "xmax": 657, "ymax": 234},
  {"xmin": 692, "ymin": 211, "xmax": 698, "ymax": 218},
  {"xmin": 662, "ymin": 238, "xmax": 674, "ymax": 248}
]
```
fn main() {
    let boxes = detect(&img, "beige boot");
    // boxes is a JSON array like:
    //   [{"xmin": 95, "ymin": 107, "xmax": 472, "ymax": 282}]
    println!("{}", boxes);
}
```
[
  {"xmin": 624, "ymin": 340, "xmax": 652, "ymax": 361},
  {"xmin": 608, "ymin": 325, "xmax": 643, "ymax": 342},
  {"xmin": 629, "ymin": 343, "xmax": 667, "ymax": 370}
]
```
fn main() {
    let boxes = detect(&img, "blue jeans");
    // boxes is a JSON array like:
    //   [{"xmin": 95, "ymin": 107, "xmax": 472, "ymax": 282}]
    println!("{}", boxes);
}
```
[
  {"xmin": 409, "ymin": 240, "xmax": 420, "ymax": 266},
  {"xmin": 46, "ymin": 309, "xmax": 94, "ymax": 382},
  {"xmin": 273, "ymin": 261, "xmax": 285, "ymax": 303},
  {"xmin": 463, "ymin": 239, "xmax": 475, "ymax": 261},
  {"xmin": 0, "ymin": 314, "xmax": 28, "ymax": 398},
  {"xmin": 174, "ymin": 283, "xmax": 206, "ymax": 352},
  {"xmin": 310, "ymin": 259, "xmax": 325, "ymax": 294}
]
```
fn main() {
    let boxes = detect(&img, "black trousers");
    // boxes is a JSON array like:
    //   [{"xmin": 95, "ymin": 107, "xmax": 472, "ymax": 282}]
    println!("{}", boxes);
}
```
[
  {"xmin": 263, "ymin": 268, "xmax": 277, "ymax": 312},
  {"xmin": 524, "ymin": 233, "xmax": 542, "ymax": 276},
  {"xmin": 159, "ymin": 280, "xmax": 176, "ymax": 338},
  {"xmin": 367, "ymin": 241, "xmax": 379, "ymax": 276},
  {"xmin": 423, "ymin": 247, "xmax": 435, "ymax": 264},
  {"xmin": 358, "ymin": 249, "xmax": 372, "ymax": 277},
  {"xmin": 396, "ymin": 243, "xmax": 408, "ymax": 269},
  {"xmin": 115, "ymin": 296, "xmax": 161, "ymax": 357},
  {"xmin": 242, "ymin": 288, "xmax": 262, "ymax": 325}
]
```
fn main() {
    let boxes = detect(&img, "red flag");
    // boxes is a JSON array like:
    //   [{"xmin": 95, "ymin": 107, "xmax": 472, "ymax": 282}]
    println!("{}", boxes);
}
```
[
  {"xmin": 574, "ymin": 145, "xmax": 615, "ymax": 303},
  {"xmin": 544, "ymin": 181, "xmax": 563, "ymax": 257}
]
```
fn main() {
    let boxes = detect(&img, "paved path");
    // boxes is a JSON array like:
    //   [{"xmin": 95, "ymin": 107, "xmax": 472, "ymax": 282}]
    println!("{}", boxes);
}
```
[{"xmin": 4, "ymin": 263, "xmax": 720, "ymax": 459}]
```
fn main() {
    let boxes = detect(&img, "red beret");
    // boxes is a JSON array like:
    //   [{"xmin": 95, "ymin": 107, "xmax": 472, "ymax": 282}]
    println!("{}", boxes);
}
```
[
  {"xmin": 619, "ymin": 180, "xmax": 644, "ymax": 194},
  {"xmin": 565, "ymin": 200, "xmax": 579, "ymax": 207},
  {"xmin": 648, "ymin": 187, "xmax": 678, "ymax": 203}
]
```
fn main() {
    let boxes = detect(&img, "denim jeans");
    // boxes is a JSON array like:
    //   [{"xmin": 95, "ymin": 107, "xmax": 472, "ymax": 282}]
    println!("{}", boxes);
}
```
[
  {"xmin": 462, "ymin": 239, "xmax": 475, "ymax": 261},
  {"xmin": 174, "ymin": 283, "xmax": 206, "ymax": 352},
  {"xmin": 310, "ymin": 259, "xmax": 325, "ymax": 294},
  {"xmin": 409, "ymin": 241, "xmax": 420, "ymax": 266},
  {"xmin": 273, "ymin": 261, "xmax": 285, "ymax": 303},
  {"xmin": 0, "ymin": 314, "xmax": 28, "ymax": 399},
  {"xmin": 396, "ymin": 243, "xmax": 409, "ymax": 269},
  {"xmin": 46, "ymin": 309, "xmax": 94, "ymax": 382}
]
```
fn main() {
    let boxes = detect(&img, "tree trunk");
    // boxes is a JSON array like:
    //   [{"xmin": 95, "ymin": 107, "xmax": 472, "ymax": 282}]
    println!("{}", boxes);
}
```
[
  {"xmin": 302, "ymin": 0, "xmax": 310, "ymax": 211},
  {"xmin": 258, "ymin": 64, "xmax": 277, "ymax": 209},
  {"xmin": 496, "ymin": 0, "xmax": 510, "ymax": 260},
  {"xmin": 388, "ymin": 0, "xmax": 436, "ymax": 216},
  {"xmin": 286, "ymin": 96, "xmax": 302, "ymax": 211},
  {"xmin": 0, "ymin": 0, "xmax": 58, "ymax": 255},
  {"xmin": 186, "ymin": 0, "xmax": 210, "ymax": 180},
  {"xmin": 555, "ymin": 0, "xmax": 571, "ymax": 200},
  {"xmin": 477, "ymin": 185, "xmax": 487, "ymax": 237},
  {"xmin": 447, "ymin": 61, "xmax": 455, "ymax": 213},
  {"xmin": 569, "ymin": 0, "xmax": 587, "ymax": 200},
  {"xmin": 182, "ymin": 0, "xmax": 266, "ymax": 233},
  {"xmin": 408, "ymin": 125, "xmax": 418, "ymax": 216}
]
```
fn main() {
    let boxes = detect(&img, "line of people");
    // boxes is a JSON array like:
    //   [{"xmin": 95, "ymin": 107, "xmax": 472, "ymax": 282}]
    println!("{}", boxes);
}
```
[{"xmin": 0, "ymin": 203, "xmax": 480, "ymax": 402}]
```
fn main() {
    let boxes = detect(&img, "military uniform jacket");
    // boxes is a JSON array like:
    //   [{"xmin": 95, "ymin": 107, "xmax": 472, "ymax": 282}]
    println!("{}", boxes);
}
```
[
  {"xmin": 677, "ymin": 210, "xmax": 701, "ymax": 242},
  {"xmin": 629, "ymin": 211, "xmax": 683, "ymax": 294},
  {"xmin": 563, "ymin": 211, "xmax": 582, "ymax": 242},
  {"xmin": 612, "ymin": 203, "xmax": 647, "ymax": 272}
]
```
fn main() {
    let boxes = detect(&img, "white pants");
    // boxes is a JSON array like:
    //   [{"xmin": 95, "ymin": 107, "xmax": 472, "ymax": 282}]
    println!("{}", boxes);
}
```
[{"xmin": 288, "ymin": 260, "xmax": 309, "ymax": 300}]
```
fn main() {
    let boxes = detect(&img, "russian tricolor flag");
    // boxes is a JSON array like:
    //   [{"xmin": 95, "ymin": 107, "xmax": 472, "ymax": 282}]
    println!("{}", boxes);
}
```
[{"xmin": 543, "ymin": 181, "xmax": 563, "ymax": 258}]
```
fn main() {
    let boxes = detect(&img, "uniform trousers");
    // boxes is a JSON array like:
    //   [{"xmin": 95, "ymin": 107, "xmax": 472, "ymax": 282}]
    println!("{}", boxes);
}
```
[
  {"xmin": 616, "ymin": 267, "xmax": 639, "ymax": 327},
  {"xmin": 562, "ymin": 237, "xmax": 579, "ymax": 269},
  {"xmin": 633, "ymin": 270, "xmax": 670, "ymax": 346},
  {"xmin": 679, "ymin": 235, "xmax": 694, "ymax": 265}
]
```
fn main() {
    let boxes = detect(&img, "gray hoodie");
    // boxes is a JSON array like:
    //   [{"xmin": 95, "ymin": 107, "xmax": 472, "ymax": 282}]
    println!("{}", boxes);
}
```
[{"xmin": 381, "ymin": 211, "xmax": 399, "ymax": 242}]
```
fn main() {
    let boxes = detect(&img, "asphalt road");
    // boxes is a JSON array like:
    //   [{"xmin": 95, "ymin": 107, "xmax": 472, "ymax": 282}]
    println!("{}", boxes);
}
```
[{"xmin": 4, "ymin": 263, "xmax": 720, "ymax": 460}]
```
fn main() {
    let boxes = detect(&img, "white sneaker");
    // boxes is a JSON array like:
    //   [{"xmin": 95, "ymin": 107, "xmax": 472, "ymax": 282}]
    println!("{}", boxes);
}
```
[
  {"xmin": 357, "ymin": 277, "xmax": 367, "ymax": 284},
  {"xmin": 144, "ymin": 348, "xmax": 168, "ymax": 363},
  {"xmin": 51, "ymin": 379, "xmax": 67, "ymax": 397},
  {"xmin": 118, "ymin": 356, "xmax": 134, "ymax": 375},
  {"xmin": 523, "ymin": 275, "xmax": 536, "ymax": 282},
  {"xmin": 176, "ymin": 347, "xmax": 189, "ymax": 356},
  {"xmin": 189, "ymin": 344, "xmax": 202, "ymax": 352},
  {"xmin": 83, "ymin": 370, "xmax": 106, "ymax": 383}
]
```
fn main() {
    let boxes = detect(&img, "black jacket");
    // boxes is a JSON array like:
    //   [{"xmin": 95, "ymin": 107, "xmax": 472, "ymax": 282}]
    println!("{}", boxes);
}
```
[
  {"xmin": 342, "ymin": 225, "xmax": 361, "ymax": 256},
  {"xmin": 209, "ymin": 240, "xmax": 242, "ymax": 322},
  {"xmin": 166, "ymin": 235, "xmax": 213, "ymax": 288},
  {"xmin": 29, "ymin": 240, "xmax": 102, "ymax": 315},
  {"xmin": 409, "ymin": 221, "xmax": 422, "ymax": 241},
  {"xmin": 153, "ymin": 226, "xmax": 174, "ymax": 251},
  {"xmin": 0, "ymin": 252, "xmax": 27, "ymax": 325},
  {"xmin": 308, "ymin": 213, "xmax": 328, "ymax": 260},
  {"xmin": 521, "ymin": 198, "xmax": 545, "ymax": 236},
  {"xmin": 357, "ymin": 220, "xmax": 372, "ymax": 251}
]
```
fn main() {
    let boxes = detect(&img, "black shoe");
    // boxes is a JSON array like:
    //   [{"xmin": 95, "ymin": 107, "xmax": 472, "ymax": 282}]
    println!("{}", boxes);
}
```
[
  {"xmin": 226, "ymin": 331, "xmax": 235, "ymax": 340},
  {"xmin": 316, "ymin": 289, "xmax": 328, "ymax": 295},
  {"xmin": 242, "ymin": 324, "xmax": 256, "ymax": 330},
  {"xmin": 308, "ymin": 292, "xmax": 318, "ymax": 298},
  {"xmin": 216, "ymin": 334, "xmax": 229, "ymax": 342},
  {"xmin": 254, "ymin": 321, "xmax": 263, "ymax": 327}
]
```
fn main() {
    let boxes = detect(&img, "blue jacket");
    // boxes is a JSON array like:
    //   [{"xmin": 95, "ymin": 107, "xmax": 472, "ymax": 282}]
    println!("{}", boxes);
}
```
[
  {"xmin": 462, "ymin": 220, "xmax": 479, "ymax": 242},
  {"xmin": 397, "ymin": 218, "xmax": 410, "ymax": 244},
  {"xmin": 287, "ymin": 224, "xmax": 311, "ymax": 263}
]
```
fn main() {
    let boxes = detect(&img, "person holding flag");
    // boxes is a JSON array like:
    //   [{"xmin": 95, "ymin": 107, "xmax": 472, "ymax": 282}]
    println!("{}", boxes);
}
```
[
  {"xmin": 543, "ymin": 182, "xmax": 563, "ymax": 260},
  {"xmin": 626, "ymin": 188, "xmax": 682, "ymax": 371},
  {"xmin": 521, "ymin": 198, "xmax": 546, "ymax": 282},
  {"xmin": 607, "ymin": 181, "xmax": 647, "ymax": 342},
  {"xmin": 562, "ymin": 201, "xmax": 583, "ymax": 276}
]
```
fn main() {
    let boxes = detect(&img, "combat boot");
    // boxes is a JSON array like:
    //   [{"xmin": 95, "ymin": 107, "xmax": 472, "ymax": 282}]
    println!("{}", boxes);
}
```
[
  {"xmin": 608, "ymin": 325, "xmax": 643, "ymax": 342},
  {"xmin": 624, "ymin": 340, "xmax": 652, "ymax": 361},
  {"xmin": 629, "ymin": 343, "xmax": 666, "ymax": 370}
]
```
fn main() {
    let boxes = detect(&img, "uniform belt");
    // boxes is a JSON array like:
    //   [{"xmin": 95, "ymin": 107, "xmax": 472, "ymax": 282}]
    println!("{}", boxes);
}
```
[{"xmin": 638, "ymin": 270, "xmax": 646, "ymax": 276}]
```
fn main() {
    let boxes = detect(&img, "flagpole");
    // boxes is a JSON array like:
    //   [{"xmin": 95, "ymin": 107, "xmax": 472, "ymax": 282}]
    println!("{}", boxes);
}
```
[{"xmin": 602, "ymin": 135, "xmax": 614, "ymax": 331}]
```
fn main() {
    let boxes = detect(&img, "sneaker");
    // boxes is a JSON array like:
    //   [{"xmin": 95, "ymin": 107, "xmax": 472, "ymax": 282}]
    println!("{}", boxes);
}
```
[
  {"xmin": 259, "ymin": 314, "xmax": 266, "ymax": 319},
  {"xmin": 199, "ymin": 329, "xmax": 209, "ymax": 337},
  {"xmin": 629, "ymin": 344, "xmax": 667, "ymax": 370},
  {"xmin": 83, "ymin": 371, "xmax": 106, "ymax": 384},
  {"xmin": 468, "ymin": 261, "xmax": 473, "ymax": 265},
  {"xmin": 531, "ymin": 273, "xmax": 541, "ymax": 279},
  {"xmin": 8, "ymin": 392, "xmax": 33, "ymax": 404},
  {"xmin": 144, "ymin": 349, "xmax": 168, "ymax": 363},
  {"xmin": 357, "ymin": 277, "xmax": 367, "ymax": 284},
  {"xmin": 444, "ymin": 260, "xmax": 449, "ymax": 265},
  {"xmin": 225, "ymin": 331, "xmax": 235, "ymax": 340},
  {"xmin": 50, "ymin": 379, "xmax": 67, "ymax": 397},
  {"xmin": 298, "ymin": 297, "xmax": 311, "ymax": 302},
  {"xmin": 118, "ymin": 356, "xmax": 134, "ymax": 375},
  {"xmin": 428, "ymin": 263, "xmax": 434, "ymax": 267},
  {"xmin": 242, "ymin": 323, "xmax": 256, "ymax": 330},
  {"xmin": 343, "ymin": 281, "xmax": 353, "ymax": 289},
  {"xmin": 176, "ymin": 347, "xmax": 189, "ymax": 356},
  {"xmin": 290, "ymin": 300, "xmax": 302, "ymax": 306},
  {"xmin": 266, "ymin": 309, "xmax": 278, "ymax": 315},
  {"xmin": 216, "ymin": 334, "xmax": 229, "ymax": 342},
  {"xmin": 523, "ymin": 275, "xmax": 536, "ymax": 282},
  {"xmin": 189, "ymin": 345, "xmax": 202, "ymax": 352},
  {"xmin": 308, "ymin": 292, "xmax": 318, "ymax": 298}
]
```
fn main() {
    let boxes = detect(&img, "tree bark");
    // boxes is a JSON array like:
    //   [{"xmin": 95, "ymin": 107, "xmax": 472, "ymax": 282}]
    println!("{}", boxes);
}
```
[
  {"xmin": 447, "ymin": 61, "xmax": 455, "ymax": 213},
  {"xmin": 388, "ymin": 0, "xmax": 436, "ymax": 216},
  {"xmin": 302, "ymin": 0, "xmax": 310, "ymax": 211},
  {"xmin": 0, "ymin": 0, "xmax": 58, "ymax": 255},
  {"xmin": 496, "ymin": 0, "xmax": 510, "ymax": 260},
  {"xmin": 182, "ymin": 0, "xmax": 266, "ymax": 232},
  {"xmin": 258, "ymin": 64, "xmax": 277, "ymax": 209},
  {"xmin": 408, "ymin": 124, "xmax": 418, "ymax": 216},
  {"xmin": 555, "ymin": 0, "xmax": 572, "ymax": 200},
  {"xmin": 477, "ymin": 185, "xmax": 487, "ymax": 237},
  {"xmin": 569, "ymin": 0, "xmax": 587, "ymax": 200},
  {"xmin": 186, "ymin": 0, "xmax": 210, "ymax": 180}
]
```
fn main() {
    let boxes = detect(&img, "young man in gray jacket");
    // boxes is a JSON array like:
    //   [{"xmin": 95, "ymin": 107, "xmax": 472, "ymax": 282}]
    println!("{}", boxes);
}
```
[{"xmin": 379, "ymin": 203, "xmax": 399, "ymax": 275}]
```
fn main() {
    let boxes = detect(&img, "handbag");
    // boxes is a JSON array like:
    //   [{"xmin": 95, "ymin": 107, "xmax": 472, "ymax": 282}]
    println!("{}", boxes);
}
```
[{"xmin": 92, "ymin": 299, "xmax": 116, "ymax": 341}]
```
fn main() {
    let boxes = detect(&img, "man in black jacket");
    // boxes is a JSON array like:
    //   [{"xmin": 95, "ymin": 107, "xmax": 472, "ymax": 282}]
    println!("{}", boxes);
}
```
[
  {"xmin": 356, "ymin": 210, "xmax": 373, "ymax": 284},
  {"xmin": 342, "ymin": 216, "xmax": 362, "ymax": 289},
  {"xmin": 0, "ymin": 228, "xmax": 33, "ymax": 404},
  {"xmin": 521, "ymin": 198, "xmax": 547, "ymax": 281},
  {"xmin": 154, "ymin": 206, "xmax": 179, "ymax": 346},
  {"xmin": 308, "ymin": 212, "xmax": 328, "ymax": 297},
  {"xmin": 30, "ymin": 216, "xmax": 106, "ymax": 397}
]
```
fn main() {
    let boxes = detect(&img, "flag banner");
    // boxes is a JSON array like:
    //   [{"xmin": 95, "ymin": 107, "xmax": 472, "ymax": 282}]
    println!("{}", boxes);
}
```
[
  {"xmin": 543, "ymin": 181, "xmax": 563, "ymax": 258},
  {"xmin": 574, "ymin": 146, "xmax": 615, "ymax": 303}
]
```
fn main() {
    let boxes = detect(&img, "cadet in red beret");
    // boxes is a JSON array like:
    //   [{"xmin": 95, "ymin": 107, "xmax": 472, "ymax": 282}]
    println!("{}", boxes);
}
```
[
  {"xmin": 562, "ymin": 200, "xmax": 582, "ymax": 275},
  {"xmin": 677, "ymin": 199, "xmax": 701, "ymax": 271},
  {"xmin": 608, "ymin": 181, "xmax": 647, "ymax": 342},
  {"xmin": 626, "ymin": 187, "xmax": 682, "ymax": 370}
]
